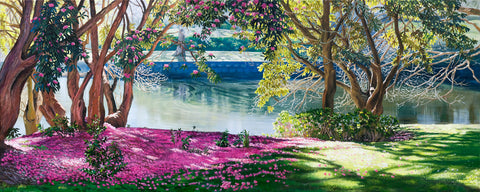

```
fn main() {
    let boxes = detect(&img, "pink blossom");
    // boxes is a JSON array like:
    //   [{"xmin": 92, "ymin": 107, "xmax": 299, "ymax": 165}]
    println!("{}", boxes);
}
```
[
  {"xmin": 197, "ymin": 12, "xmax": 202, "ymax": 16},
  {"xmin": 270, "ymin": 47, "xmax": 275, "ymax": 51},
  {"xmin": 68, "ymin": 5, "xmax": 74, "ymax": 10},
  {"xmin": 71, "ymin": 42, "xmax": 75, "ymax": 46},
  {"xmin": 61, "ymin": 8, "xmax": 66, "ymax": 12},
  {"xmin": 128, "ymin": 59, "xmax": 132, "ymax": 63},
  {"xmin": 149, "ymin": 62, "xmax": 154, "ymax": 66},
  {"xmin": 208, "ymin": 53, "xmax": 214, "ymax": 56},
  {"xmin": 192, "ymin": 70, "xmax": 199, "ymax": 75},
  {"xmin": 124, "ymin": 73, "xmax": 131, "ymax": 78},
  {"xmin": 146, "ymin": 28, "xmax": 151, "ymax": 31},
  {"xmin": 212, "ymin": 24, "xmax": 216, "ymax": 27},
  {"xmin": 53, "ymin": 80, "xmax": 58, "ymax": 84},
  {"xmin": 214, "ymin": 8, "xmax": 218, "ymax": 12},
  {"xmin": 214, "ymin": 19, "xmax": 220, "ymax": 23},
  {"xmin": 63, "ymin": 25, "xmax": 69, "ymax": 30},
  {"xmin": 135, "ymin": 30, "xmax": 140, "ymax": 34},
  {"xmin": 57, "ymin": 68, "xmax": 62, "ymax": 72},
  {"xmin": 48, "ymin": 3, "xmax": 54, "ymax": 7},
  {"xmin": 65, "ymin": 56, "xmax": 69, "ymax": 61},
  {"xmin": 262, "ymin": 3, "xmax": 267, "ymax": 9},
  {"xmin": 134, "ymin": 55, "xmax": 138, "ymax": 60},
  {"xmin": 47, "ymin": 83, "xmax": 51, "ymax": 87},
  {"xmin": 190, "ymin": 44, "xmax": 195, "ymax": 48},
  {"xmin": 164, "ymin": 64, "xmax": 169, "ymax": 68},
  {"xmin": 38, "ymin": 73, "xmax": 44, "ymax": 77}
]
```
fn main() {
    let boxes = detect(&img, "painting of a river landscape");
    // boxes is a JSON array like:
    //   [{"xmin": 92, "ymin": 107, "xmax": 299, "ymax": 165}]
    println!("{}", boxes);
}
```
[{"xmin": 0, "ymin": 0, "xmax": 479, "ymax": 191}]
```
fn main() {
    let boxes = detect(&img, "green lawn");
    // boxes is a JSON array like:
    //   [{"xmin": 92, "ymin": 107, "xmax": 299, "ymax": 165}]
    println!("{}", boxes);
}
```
[{"xmin": 1, "ymin": 124, "xmax": 479, "ymax": 192}]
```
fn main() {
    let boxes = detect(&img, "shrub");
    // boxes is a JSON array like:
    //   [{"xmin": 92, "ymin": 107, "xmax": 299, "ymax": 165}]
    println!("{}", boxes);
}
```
[
  {"xmin": 42, "ymin": 115, "xmax": 79, "ymax": 138},
  {"xmin": 233, "ymin": 129, "xmax": 249, "ymax": 148},
  {"xmin": 273, "ymin": 108, "xmax": 398, "ymax": 142},
  {"xmin": 82, "ymin": 119, "xmax": 126, "ymax": 180},
  {"xmin": 215, "ymin": 130, "xmax": 230, "ymax": 147}
]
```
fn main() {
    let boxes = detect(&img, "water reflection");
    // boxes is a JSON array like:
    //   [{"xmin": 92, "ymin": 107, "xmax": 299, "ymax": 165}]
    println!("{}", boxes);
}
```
[{"xmin": 14, "ymin": 78, "xmax": 480, "ymax": 136}]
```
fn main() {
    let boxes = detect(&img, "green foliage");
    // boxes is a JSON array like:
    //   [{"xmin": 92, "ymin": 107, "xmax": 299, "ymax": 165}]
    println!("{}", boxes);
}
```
[
  {"xmin": 31, "ymin": 0, "xmax": 88, "ymax": 93},
  {"xmin": 233, "ymin": 129, "xmax": 250, "ymax": 148},
  {"xmin": 274, "ymin": 108, "xmax": 399, "ymax": 142},
  {"xmin": 83, "ymin": 119, "xmax": 126, "ymax": 180},
  {"xmin": 181, "ymin": 136, "xmax": 192, "ymax": 151},
  {"xmin": 215, "ymin": 130, "xmax": 230, "ymax": 147},
  {"xmin": 42, "ymin": 115, "xmax": 79, "ymax": 138},
  {"xmin": 6, "ymin": 127, "xmax": 21, "ymax": 140},
  {"xmin": 170, "ymin": 128, "xmax": 191, "ymax": 151},
  {"xmin": 86, "ymin": 118, "xmax": 106, "ymax": 137}
]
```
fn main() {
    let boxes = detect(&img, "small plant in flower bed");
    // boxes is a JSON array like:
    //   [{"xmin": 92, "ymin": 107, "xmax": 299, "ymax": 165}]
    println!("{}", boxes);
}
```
[
  {"xmin": 41, "ymin": 115, "xmax": 79, "ymax": 138},
  {"xmin": 170, "ymin": 128, "xmax": 192, "ymax": 150},
  {"xmin": 83, "ymin": 119, "xmax": 126, "ymax": 180},
  {"xmin": 215, "ymin": 130, "xmax": 230, "ymax": 147},
  {"xmin": 6, "ymin": 127, "xmax": 21, "ymax": 140},
  {"xmin": 274, "ymin": 108, "xmax": 399, "ymax": 142},
  {"xmin": 233, "ymin": 129, "xmax": 250, "ymax": 148}
]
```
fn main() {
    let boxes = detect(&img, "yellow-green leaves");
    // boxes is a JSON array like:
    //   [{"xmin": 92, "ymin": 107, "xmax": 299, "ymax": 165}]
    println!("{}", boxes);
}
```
[{"xmin": 255, "ymin": 49, "xmax": 302, "ymax": 110}]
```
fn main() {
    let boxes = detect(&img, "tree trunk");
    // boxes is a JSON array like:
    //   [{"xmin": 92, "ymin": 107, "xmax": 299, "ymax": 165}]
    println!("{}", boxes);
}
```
[
  {"xmin": 71, "ymin": 72, "xmax": 92, "ymax": 129},
  {"xmin": 39, "ymin": 91, "xmax": 66, "ymax": 126},
  {"xmin": 23, "ymin": 77, "xmax": 39, "ymax": 135},
  {"xmin": 322, "ymin": 52, "xmax": 336, "ymax": 109},
  {"xmin": 0, "ymin": 0, "xmax": 37, "ymax": 145},
  {"xmin": 103, "ymin": 70, "xmax": 118, "ymax": 115},
  {"xmin": 321, "ymin": 0, "xmax": 336, "ymax": 110},
  {"xmin": 105, "ymin": 69, "xmax": 134, "ymax": 127}
]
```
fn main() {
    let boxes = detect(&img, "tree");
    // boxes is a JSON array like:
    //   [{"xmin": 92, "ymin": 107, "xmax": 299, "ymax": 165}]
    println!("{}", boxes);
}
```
[
  {"xmin": 0, "ymin": 0, "xmax": 121, "ymax": 148},
  {"xmin": 255, "ymin": 0, "xmax": 478, "ymax": 115}
]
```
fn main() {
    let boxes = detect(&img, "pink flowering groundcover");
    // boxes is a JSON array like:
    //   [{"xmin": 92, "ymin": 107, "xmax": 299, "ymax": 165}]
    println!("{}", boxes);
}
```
[{"xmin": 1, "ymin": 124, "xmax": 324, "ymax": 190}]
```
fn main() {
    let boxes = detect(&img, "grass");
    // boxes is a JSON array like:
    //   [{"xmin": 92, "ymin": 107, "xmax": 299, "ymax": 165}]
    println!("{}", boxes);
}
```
[{"xmin": 1, "ymin": 124, "xmax": 479, "ymax": 192}]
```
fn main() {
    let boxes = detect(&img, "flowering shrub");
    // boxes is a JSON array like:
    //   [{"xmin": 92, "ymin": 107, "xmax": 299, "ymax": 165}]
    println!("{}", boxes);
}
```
[
  {"xmin": 83, "ymin": 120, "xmax": 126, "ymax": 180},
  {"xmin": 42, "ymin": 115, "xmax": 79, "ymax": 138},
  {"xmin": 31, "ymin": 0, "xmax": 88, "ymax": 93},
  {"xmin": 274, "ymin": 108, "xmax": 399, "ymax": 142}
]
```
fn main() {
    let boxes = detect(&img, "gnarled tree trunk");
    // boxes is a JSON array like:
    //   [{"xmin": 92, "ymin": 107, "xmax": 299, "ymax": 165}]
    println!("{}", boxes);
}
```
[
  {"xmin": 105, "ymin": 68, "xmax": 135, "ymax": 127},
  {"xmin": 0, "ymin": 0, "xmax": 41, "ymax": 146}
]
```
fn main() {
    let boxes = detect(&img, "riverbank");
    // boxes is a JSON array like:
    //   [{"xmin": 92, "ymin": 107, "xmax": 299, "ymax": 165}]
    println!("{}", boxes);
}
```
[{"xmin": 1, "ymin": 124, "xmax": 479, "ymax": 191}]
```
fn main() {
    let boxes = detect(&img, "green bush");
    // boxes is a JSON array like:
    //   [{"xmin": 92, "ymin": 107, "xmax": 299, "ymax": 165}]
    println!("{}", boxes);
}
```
[
  {"xmin": 215, "ymin": 130, "xmax": 230, "ymax": 147},
  {"xmin": 273, "ymin": 108, "xmax": 398, "ymax": 142},
  {"xmin": 42, "ymin": 115, "xmax": 79, "ymax": 138},
  {"xmin": 83, "ymin": 119, "xmax": 126, "ymax": 180},
  {"xmin": 233, "ymin": 129, "xmax": 250, "ymax": 148}
]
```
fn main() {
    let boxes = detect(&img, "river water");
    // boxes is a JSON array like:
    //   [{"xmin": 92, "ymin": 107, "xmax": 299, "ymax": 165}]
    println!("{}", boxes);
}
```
[{"xmin": 14, "ymin": 77, "xmax": 480, "ymax": 136}]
